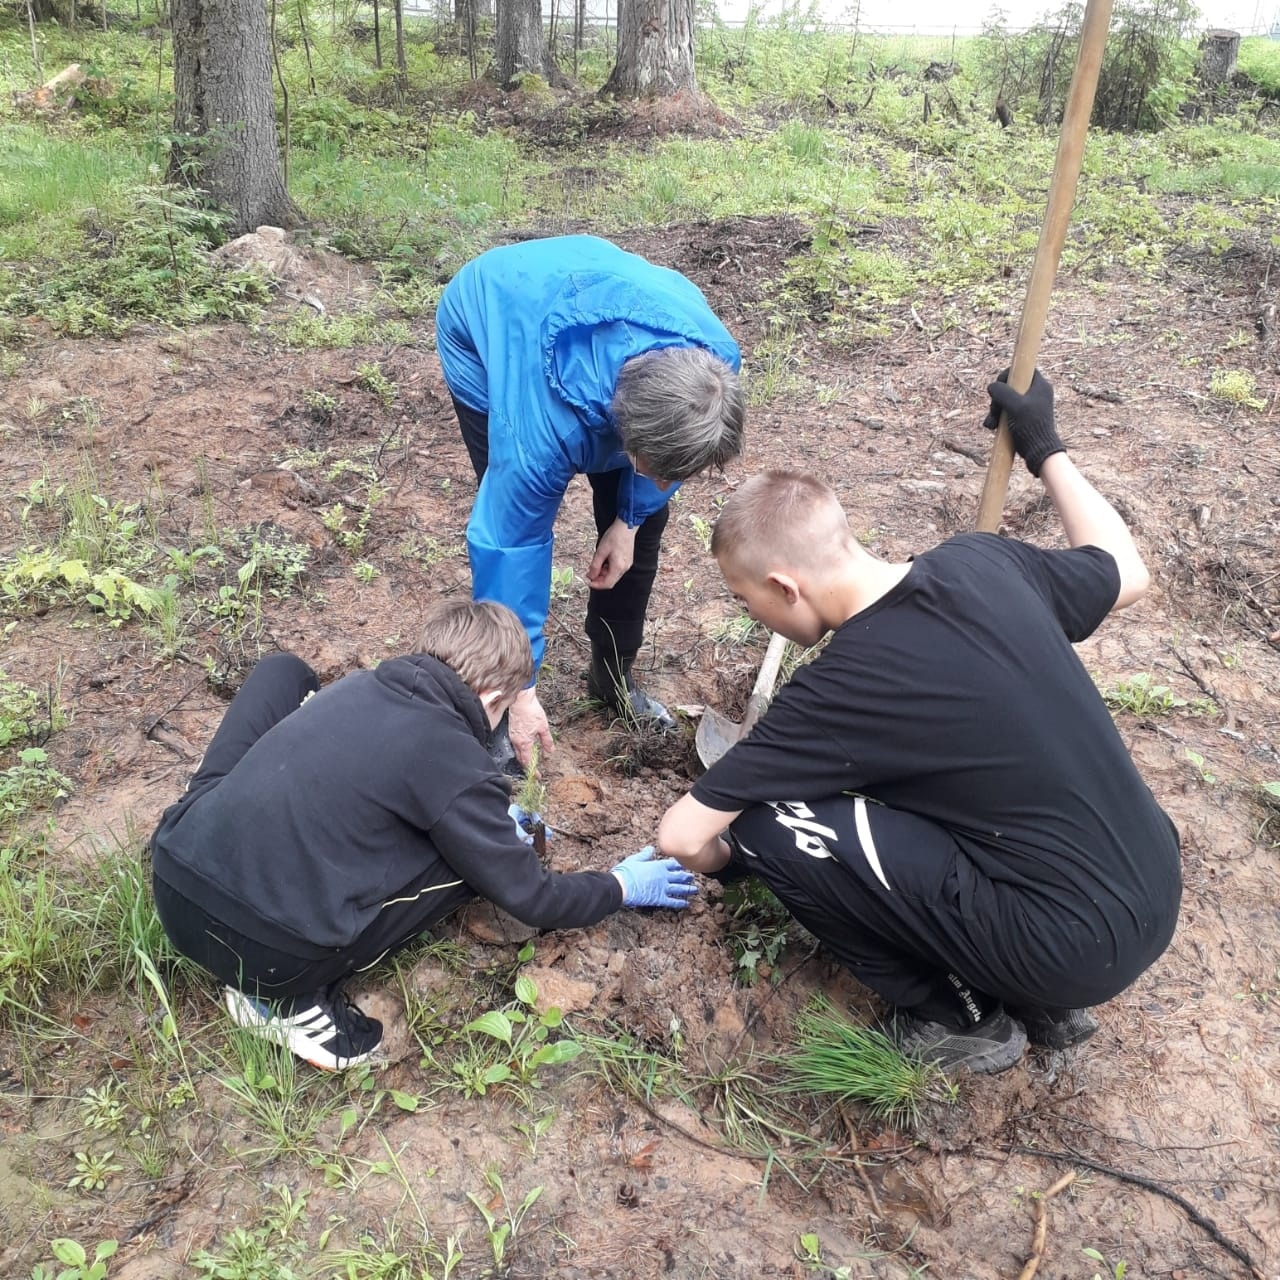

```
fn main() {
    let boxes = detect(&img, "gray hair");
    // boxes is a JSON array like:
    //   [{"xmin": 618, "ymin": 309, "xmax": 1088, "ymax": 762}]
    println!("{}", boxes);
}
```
[{"xmin": 611, "ymin": 347, "xmax": 745, "ymax": 482}]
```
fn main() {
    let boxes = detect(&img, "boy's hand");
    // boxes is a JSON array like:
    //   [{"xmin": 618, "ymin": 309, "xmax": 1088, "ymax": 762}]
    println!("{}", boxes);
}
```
[
  {"xmin": 983, "ymin": 369, "xmax": 1065, "ymax": 477},
  {"xmin": 611, "ymin": 846, "xmax": 698, "ymax": 909},
  {"xmin": 507, "ymin": 803, "xmax": 552, "ymax": 846},
  {"xmin": 510, "ymin": 687, "xmax": 554, "ymax": 766}
]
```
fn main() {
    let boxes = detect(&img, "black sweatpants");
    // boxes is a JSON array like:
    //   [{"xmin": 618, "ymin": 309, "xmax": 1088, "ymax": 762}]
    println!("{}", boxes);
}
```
[
  {"xmin": 728, "ymin": 796, "xmax": 1127, "ymax": 1029},
  {"xmin": 452, "ymin": 395, "xmax": 670, "ymax": 661},
  {"xmin": 152, "ymin": 654, "xmax": 475, "ymax": 1000}
]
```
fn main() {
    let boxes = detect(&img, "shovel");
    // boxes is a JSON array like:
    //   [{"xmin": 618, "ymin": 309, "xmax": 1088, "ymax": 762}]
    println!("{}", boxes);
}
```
[
  {"xmin": 696, "ymin": 630, "xmax": 789, "ymax": 767},
  {"xmin": 977, "ymin": 0, "xmax": 1114, "ymax": 532}
]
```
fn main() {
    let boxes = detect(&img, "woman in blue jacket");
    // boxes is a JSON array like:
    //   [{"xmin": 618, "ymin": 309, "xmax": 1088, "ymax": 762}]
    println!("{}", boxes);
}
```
[{"xmin": 435, "ymin": 236, "xmax": 744, "ymax": 767}]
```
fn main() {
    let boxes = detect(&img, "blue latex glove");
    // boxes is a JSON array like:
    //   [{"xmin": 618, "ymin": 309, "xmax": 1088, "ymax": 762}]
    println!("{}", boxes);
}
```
[
  {"xmin": 611, "ymin": 846, "xmax": 698, "ymax": 909},
  {"xmin": 508, "ymin": 803, "xmax": 551, "ymax": 846}
]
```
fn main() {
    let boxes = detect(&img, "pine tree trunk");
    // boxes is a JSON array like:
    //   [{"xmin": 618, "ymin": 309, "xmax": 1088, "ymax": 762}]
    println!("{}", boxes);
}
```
[
  {"xmin": 602, "ymin": 0, "xmax": 695, "ymax": 98},
  {"xmin": 495, "ymin": 0, "xmax": 562, "ymax": 86},
  {"xmin": 393, "ymin": 0, "xmax": 406, "ymax": 92},
  {"xmin": 170, "ymin": 0, "xmax": 301, "ymax": 235}
]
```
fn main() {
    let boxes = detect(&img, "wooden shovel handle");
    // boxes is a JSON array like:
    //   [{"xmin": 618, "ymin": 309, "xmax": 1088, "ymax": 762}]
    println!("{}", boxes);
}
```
[
  {"xmin": 976, "ymin": 0, "xmax": 1115, "ymax": 533},
  {"xmin": 741, "ymin": 631, "xmax": 790, "ymax": 736}
]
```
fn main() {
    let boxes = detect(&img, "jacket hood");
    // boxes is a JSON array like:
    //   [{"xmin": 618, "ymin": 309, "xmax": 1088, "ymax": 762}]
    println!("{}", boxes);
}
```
[
  {"xmin": 374, "ymin": 654, "xmax": 492, "ymax": 746},
  {"xmin": 544, "ymin": 274, "xmax": 740, "ymax": 429}
]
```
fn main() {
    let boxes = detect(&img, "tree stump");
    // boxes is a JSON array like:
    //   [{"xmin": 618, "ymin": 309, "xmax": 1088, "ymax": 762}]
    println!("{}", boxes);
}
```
[{"xmin": 1198, "ymin": 29, "xmax": 1240, "ymax": 90}]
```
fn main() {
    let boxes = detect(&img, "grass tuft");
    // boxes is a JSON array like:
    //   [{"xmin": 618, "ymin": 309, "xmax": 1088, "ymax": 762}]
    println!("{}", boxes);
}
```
[{"xmin": 776, "ymin": 996, "xmax": 946, "ymax": 1128}]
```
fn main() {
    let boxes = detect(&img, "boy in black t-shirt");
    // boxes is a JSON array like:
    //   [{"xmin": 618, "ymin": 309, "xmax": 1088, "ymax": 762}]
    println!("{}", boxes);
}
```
[{"xmin": 657, "ymin": 372, "xmax": 1180, "ymax": 1074}]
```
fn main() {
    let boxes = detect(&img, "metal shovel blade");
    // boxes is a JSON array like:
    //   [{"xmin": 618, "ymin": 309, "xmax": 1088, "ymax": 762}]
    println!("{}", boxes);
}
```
[
  {"xmin": 695, "ymin": 631, "xmax": 789, "ymax": 768},
  {"xmin": 695, "ymin": 705, "xmax": 747, "ymax": 768}
]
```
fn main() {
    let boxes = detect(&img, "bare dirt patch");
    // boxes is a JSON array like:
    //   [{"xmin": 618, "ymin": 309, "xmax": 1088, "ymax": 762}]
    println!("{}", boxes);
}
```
[{"xmin": 1, "ymin": 222, "xmax": 1278, "ymax": 1279}]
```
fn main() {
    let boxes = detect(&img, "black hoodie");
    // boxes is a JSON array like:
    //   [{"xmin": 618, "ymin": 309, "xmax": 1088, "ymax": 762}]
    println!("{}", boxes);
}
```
[{"xmin": 151, "ymin": 654, "xmax": 622, "ymax": 955}]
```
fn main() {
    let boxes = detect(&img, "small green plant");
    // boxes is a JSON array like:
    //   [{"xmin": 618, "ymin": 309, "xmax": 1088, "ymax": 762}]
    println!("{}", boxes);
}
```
[
  {"xmin": 794, "ymin": 1232, "xmax": 853, "ymax": 1277},
  {"xmin": 1209, "ymin": 368, "xmax": 1266, "ymax": 409},
  {"xmin": 5, "ymin": 186, "xmax": 270, "ymax": 337},
  {"xmin": 1, "ymin": 747, "xmax": 72, "ymax": 817},
  {"xmin": 355, "ymin": 360, "xmax": 397, "ymax": 408},
  {"xmin": 400, "ymin": 534, "xmax": 462, "ymax": 569},
  {"xmin": 321, "ymin": 503, "xmax": 372, "ymax": 554},
  {"xmin": 513, "ymin": 1110, "xmax": 556, "ymax": 1157},
  {"xmin": 689, "ymin": 514, "xmax": 714, "ymax": 553},
  {"xmin": 353, "ymin": 561, "xmax": 380, "ymax": 584},
  {"xmin": 514, "ymin": 743, "xmax": 547, "ymax": 817},
  {"xmin": 68, "ymin": 1149, "xmax": 123, "ymax": 1192},
  {"xmin": 79, "ymin": 1084, "xmax": 127, "ymax": 1133},
  {"xmin": 303, "ymin": 389, "xmax": 337, "ymax": 424},
  {"xmin": 31, "ymin": 1237, "xmax": 118, "ymax": 1280},
  {"xmin": 466, "ymin": 1170, "xmax": 543, "ymax": 1268},
  {"xmin": 455, "ymin": 973, "xmax": 582, "ymax": 1097},
  {"xmin": 1100, "ymin": 672, "xmax": 1213, "ymax": 717},
  {"xmin": 722, "ymin": 878, "xmax": 793, "ymax": 986},
  {"xmin": 0, "ymin": 668, "xmax": 65, "ymax": 748},
  {"xmin": 1234, "ymin": 969, "xmax": 1280, "ymax": 1008},
  {"xmin": 1184, "ymin": 749, "xmax": 1216, "ymax": 785},
  {"xmin": 777, "ymin": 995, "xmax": 948, "ymax": 1128},
  {"xmin": 190, "ymin": 1225, "xmax": 305, "ymax": 1280},
  {"xmin": 1082, "ymin": 1247, "xmax": 1128, "ymax": 1280},
  {"xmin": 549, "ymin": 564, "xmax": 575, "ymax": 601}
]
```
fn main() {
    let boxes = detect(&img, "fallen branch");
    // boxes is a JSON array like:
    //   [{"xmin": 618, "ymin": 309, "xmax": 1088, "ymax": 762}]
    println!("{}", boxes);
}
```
[
  {"xmin": 1017, "ymin": 1170, "xmax": 1076, "ymax": 1280},
  {"xmin": 989, "ymin": 1144, "xmax": 1266, "ymax": 1280}
]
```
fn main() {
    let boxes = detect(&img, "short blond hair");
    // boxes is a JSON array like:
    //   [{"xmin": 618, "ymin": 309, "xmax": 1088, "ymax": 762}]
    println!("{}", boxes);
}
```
[
  {"xmin": 418, "ymin": 598, "xmax": 532, "ymax": 695},
  {"xmin": 711, "ymin": 471, "xmax": 855, "ymax": 578}
]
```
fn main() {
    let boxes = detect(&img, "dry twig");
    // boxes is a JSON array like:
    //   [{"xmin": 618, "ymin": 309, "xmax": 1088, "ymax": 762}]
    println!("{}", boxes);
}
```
[
  {"xmin": 984, "ymin": 1144, "xmax": 1266, "ymax": 1280},
  {"xmin": 1016, "ymin": 1169, "xmax": 1077, "ymax": 1280}
]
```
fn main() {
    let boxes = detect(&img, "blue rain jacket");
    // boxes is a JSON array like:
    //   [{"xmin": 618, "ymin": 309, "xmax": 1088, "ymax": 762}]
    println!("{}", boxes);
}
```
[{"xmin": 435, "ymin": 235, "xmax": 741, "ymax": 673}]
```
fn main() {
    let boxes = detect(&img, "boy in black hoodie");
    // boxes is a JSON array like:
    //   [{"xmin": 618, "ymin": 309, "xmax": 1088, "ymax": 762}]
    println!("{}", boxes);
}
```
[{"xmin": 151, "ymin": 598, "xmax": 695, "ymax": 1071}]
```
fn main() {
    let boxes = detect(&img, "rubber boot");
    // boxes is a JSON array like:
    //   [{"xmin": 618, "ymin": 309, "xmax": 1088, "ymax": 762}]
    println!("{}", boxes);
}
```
[
  {"xmin": 487, "ymin": 712, "xmax": 525, "ymax": 780},
  {"xmin": 587, "ymin": 642, "xmax": 677, "ymax": 732}
]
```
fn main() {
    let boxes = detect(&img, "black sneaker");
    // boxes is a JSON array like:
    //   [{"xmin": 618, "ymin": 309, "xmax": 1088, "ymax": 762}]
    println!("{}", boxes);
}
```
[
  {"xmin": 889, "ymin": 1007, "xmax": 1027, "ymax": 1075},
  {"xmin": 1006, "ymin": 1005, "xmax": 1099, "ymax": 1050},
  {"xmin": 223, "ymin": 985, "xmax": 383, "ymax": 1072}
]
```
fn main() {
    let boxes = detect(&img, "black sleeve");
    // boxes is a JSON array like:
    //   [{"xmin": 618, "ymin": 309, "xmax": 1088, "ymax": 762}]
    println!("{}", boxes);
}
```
[
  {"xmin": 691, "ymin": 671, "xmax": 860, "ymax": 811},
  {"xmin": 430, "ymin": 778, "xmax": 624, "ymax": 929},
  {"xmin": 984, "ymin": 538, "xmax": 1121, "ymax": 643}
]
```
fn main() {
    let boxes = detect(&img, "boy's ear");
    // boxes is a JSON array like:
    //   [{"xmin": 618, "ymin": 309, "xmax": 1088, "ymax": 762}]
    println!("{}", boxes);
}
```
[
  {"xmin": 764, "ymin": 571, "xmax": 802, "ymax": 605},
  {"xmin": 478, "ymin": 689, "xmax": 506, "ymax": 710}
]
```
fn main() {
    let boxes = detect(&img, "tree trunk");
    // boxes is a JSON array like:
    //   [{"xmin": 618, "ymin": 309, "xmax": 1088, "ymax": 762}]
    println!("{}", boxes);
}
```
[
  {"xmin": 1198, "ymin": 29, "xmax": 1240, "ymax": 89},
  {"xmin": 169, "ymin": 0, "xmax": 301, "ymax": 235},
  {"xmin": 495, "ymin": 0, "xmax": 562, "ymax": 86},
  {"xmin": 602, "ymin": 0, "xmax": 695, "ymax": 99},
  {"xmin": 393, "ymin": 0, "xmax": 406, "ymax": 93}
]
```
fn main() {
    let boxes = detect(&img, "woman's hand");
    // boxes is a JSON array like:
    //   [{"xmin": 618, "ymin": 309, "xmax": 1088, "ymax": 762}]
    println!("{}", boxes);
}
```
[{"xmin": 587, "ymin": 518, "xmax": 637, "ymax": 590}]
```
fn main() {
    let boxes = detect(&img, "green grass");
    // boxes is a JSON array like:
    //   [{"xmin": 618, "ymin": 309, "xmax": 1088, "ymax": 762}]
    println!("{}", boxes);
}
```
[
  {"xmin": 0, "ymin": 129, "xmax": 151, "ymax": 254},
  {"xmin": 776, "ymin": 996, "xmax": 949, "ymax": 1128},
  {"xmin": 1237, "ymin": 35, "xmax": 1280, "ymax": 97}
]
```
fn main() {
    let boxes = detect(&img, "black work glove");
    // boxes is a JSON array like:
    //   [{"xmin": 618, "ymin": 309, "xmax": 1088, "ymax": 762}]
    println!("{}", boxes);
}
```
[{"xmin": 983, "ymin": 368, "xmax": 1065, "ymax": 478}]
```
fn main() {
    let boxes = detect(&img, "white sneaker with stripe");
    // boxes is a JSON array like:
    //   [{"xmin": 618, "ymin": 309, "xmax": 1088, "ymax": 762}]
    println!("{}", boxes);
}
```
[{"xmin": 222, "ymin": 985, "xmax": 383, "ymax": 1072}]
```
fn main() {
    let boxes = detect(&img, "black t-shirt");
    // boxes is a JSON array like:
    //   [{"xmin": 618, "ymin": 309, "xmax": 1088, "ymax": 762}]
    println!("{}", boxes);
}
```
[{"xmin": 693, "ymin": 534, "xmax": 1180, "ymax": 919}]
